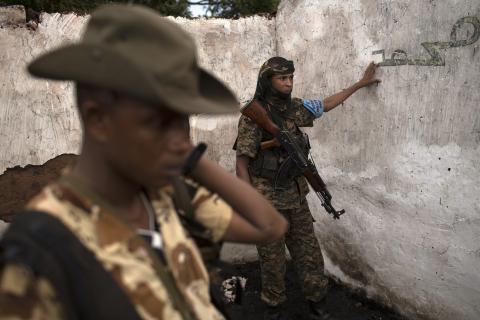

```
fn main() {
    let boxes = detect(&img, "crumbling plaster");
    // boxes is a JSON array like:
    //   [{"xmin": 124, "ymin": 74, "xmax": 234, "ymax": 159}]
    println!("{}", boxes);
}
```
[
  {"xmin": 0, "ymin": 12, "xmax": 275, "ymax": 174},
  {"xmin": 0, "ymin": 13, "xmax": 86, "ymax": 175}
]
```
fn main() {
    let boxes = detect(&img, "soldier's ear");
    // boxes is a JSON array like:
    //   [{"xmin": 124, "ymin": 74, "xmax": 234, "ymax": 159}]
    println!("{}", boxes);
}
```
[{"xmin": 80, "ymin": 99, "xmax": 113, "ymax": 143}]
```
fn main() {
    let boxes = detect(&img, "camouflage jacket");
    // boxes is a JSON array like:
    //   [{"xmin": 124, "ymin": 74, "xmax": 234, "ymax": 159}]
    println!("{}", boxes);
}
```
[
  {"xmin": 235, "ymin": 98, "xmax": 322, "ymax": 210},
  {"xmin": 0, "ymin": 176, "xmax": 232, "ymax": 320}
]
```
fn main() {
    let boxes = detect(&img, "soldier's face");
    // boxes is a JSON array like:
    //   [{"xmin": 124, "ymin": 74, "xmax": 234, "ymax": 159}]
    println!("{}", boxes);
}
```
[
  {"xmin": 92, "ymin": 96, "xmax": 191, "ymax": 188},
  {"xmin": 271, "ymin": 73, "xmax": 294, "ymax": 94}
]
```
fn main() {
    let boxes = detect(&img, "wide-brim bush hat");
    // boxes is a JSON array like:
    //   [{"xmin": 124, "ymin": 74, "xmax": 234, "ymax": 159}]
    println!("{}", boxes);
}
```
[{"xmin": 28, "ymin": 4, "xmax": 238, "ymax": 114}]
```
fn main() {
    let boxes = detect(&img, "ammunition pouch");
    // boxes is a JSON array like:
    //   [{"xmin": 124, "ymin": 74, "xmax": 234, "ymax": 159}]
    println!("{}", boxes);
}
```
[
  {"xmin": 249, "ymin": 132, "xmax": 311, "ymax": 188},
  {"xmin": 249, "ymin": 148, "xmax": 280, "ymax": 180}
]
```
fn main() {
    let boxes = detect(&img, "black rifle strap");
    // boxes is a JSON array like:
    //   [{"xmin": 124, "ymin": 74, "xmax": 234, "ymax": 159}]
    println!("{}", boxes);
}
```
[
  {"xmin": 171, "ymin": 177, "xmax": 195, "ymax": 219},
  {"xmin": 171, "ymin": 178, "xmax": 216, "ymax": 246},
  {"xmin": 263, "ymin": 101, "xmax": 286, "ymax": 131},
  {"xmin": 170, "ymin": 178, "xmax": 230, "ymax": 318}
]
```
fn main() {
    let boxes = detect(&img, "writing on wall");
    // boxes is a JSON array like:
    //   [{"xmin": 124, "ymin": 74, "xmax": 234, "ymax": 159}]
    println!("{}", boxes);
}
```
[{"xmin": 372, "ymin": 16, "xmax": 479, "ymax": 67}]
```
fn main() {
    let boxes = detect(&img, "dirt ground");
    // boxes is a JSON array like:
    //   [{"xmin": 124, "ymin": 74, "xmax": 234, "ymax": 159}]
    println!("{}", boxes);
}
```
[{"xmin": 219, "ymin": 261, "xmax": 407, "ymax": 320}]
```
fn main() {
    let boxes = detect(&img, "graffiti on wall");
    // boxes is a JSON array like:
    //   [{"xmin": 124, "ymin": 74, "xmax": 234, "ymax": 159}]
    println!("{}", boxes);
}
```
[{"xmin": 372, "ymin": 16, "xmax": 479, "ymax": 67}]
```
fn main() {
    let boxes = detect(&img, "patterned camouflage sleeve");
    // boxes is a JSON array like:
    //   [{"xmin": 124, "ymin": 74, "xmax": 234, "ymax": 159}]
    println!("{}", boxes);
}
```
[
  {"xmin": 235, "ymin": 115, "xmax": 262, "ymax": 158},
  {"xmin": 0, "ymin": 264, "xmax": 64, "ymax": 320},
  {"xmin": 192, "ymin": 186, "xmax": 233, "ymax": 242},
  {"xmin": 291, "ymin": 97, "xmax": 321, "ymax": 127}
]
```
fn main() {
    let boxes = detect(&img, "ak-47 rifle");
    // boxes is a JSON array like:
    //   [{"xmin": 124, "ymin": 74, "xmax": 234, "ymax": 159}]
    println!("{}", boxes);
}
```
[{"xmin": 241, "ymin": 99, "xmax": 345, "ymax": 219}]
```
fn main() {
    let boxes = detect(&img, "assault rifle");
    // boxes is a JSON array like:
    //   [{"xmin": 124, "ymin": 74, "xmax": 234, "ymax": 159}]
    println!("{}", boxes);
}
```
[{"xmin": 241, "ymin": 99, "xmax": 345, "ymax": 219}]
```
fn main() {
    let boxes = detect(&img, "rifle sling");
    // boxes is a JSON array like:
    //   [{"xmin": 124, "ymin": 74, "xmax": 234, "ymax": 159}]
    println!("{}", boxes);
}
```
[{"xmin": 171, "ymin": 177, "xmax": 196, "ymax": 219}]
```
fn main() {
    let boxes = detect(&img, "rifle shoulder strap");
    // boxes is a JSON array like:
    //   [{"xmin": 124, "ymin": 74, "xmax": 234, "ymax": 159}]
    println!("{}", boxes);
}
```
[
  {"xmin": 266, "ymin": 107, "xmax": 284, "ymax": 130},
  {"xmin": 171, "ymin": 177, "xmax": 195, "ymax": 219},
  {"xmin": 252, "ymin": 101, "xmax": 283, "ymax": 143}
]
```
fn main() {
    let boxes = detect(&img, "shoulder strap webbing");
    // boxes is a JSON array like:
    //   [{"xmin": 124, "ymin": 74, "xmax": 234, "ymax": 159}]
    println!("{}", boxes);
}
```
[
  {"xmin": 171, "ymin": 177, "xmax": 196, "ymax": 220},
  {"xmin": 264, "ymin": 101, "xmax": 286, "ymax": 131},
  {"xmin": 171, "ymin": 178, "xmax": 215, "ymax": 241}
]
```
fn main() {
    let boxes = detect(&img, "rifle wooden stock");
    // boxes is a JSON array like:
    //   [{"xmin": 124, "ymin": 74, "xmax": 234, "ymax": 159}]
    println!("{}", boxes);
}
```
[
  {"xmin": 241, "ymin": 100, "xmax": 280, "ymax": 135},
  {"xmin": 260, "ymin": 138, "xmax": 281, "ymax": 150},
  {"xmin": 303, "ymin": 170, "xmax": 330, "ymax": 198},
  {"xmin": 302, "ymin": 170, "xmax": 322, "ymax": 191}
]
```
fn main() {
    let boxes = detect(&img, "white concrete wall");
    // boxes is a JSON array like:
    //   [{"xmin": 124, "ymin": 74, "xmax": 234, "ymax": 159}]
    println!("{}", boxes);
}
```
[
  {"xmin": 276, "ymin": 1, "xmax": 480, "ymax": 319},
  {"xmin": 0, "ymin": 13, "xmax": 86, "ymax": 175},
  {"xmin": 178, "ymin": 17, "xmax": 276, "ymax": 171},
  {"xmin": 2, "ymin": 2, "xmax": 480, "ymax": 319},
  {"xmin": 0, "ymin": 11, "xmax": 275, "ymax": 174}
]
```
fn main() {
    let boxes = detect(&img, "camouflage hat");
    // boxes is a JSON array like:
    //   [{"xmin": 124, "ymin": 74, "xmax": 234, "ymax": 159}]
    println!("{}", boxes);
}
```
[
  {"xmin": 254, "ymin": 57, "xmax": 295, "ymax": 101},
  {"xmin": 28, "ymin": 4, "xmax": 238, "ymax": 115}
]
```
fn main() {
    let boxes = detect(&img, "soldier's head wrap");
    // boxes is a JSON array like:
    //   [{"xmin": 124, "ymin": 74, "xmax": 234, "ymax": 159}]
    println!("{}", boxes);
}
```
[{"xmin": 254, "ymin": 57, "xmax": 295, "ymax": 102}]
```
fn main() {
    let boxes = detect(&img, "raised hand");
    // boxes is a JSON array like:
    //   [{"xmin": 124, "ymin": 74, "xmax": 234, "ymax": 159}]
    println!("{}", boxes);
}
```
[{"xmin": 359, "ymin": 62, "xmax": 381, "ymax": 87}]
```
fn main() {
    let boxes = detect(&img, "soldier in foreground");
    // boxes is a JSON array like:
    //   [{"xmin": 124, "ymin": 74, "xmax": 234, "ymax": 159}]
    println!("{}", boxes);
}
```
[
  {"xmin": 235, "ymin": 57, "xmax": 380, "ymax": 319},
  {"xmin": 0, "ymin": 5, "xmax": 287, "ymax": 320}
]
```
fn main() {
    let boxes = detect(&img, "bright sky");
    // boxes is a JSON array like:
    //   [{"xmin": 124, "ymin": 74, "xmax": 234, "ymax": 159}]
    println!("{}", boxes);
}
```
[{"xmin": 189, "ymin": 4, "xmax": 208, "ymax": 17}]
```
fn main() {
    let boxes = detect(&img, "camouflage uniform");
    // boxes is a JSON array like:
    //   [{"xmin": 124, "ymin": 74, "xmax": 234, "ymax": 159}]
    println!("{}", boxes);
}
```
[
  {"xmin": 0, "ymin": 176, "xmax": 233, "ymax": 320},
  {"xmin": 236, "ymin": 97, "xmax": 328, "ymax": 306}
]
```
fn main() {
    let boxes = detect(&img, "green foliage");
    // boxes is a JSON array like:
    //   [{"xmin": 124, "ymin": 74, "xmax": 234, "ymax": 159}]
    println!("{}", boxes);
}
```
[
  {"xmin": 192, "ymin": 0, "xmax": 281, "ymax": 18},
  {"xmin": 2, "ymin": 0, "xmax": 280, "ymax": 17},
  {"xmin": 3, "ymin": 0, "xmax": 191, "ymax": 16}
]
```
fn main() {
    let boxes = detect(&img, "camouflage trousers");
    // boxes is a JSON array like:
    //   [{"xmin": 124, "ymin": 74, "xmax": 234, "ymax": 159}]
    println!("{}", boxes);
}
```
[{"xmin": 257, "ymin": 200, "xmax": 328, "ymax": 306}]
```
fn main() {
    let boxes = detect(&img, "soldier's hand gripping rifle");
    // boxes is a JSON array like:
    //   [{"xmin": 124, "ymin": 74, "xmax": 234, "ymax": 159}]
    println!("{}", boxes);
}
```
[{"xmin": 241, "ymin": 100, "xmax": 345, "ymax": 219}]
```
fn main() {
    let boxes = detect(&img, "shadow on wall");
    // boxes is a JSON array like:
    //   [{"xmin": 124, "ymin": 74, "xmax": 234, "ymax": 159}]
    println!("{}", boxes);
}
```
[
  {"xmin": 0, "ymin": 154, "xmax": 77, "ymax": 222},
  {"xmin": 321, "ymin": 232, "xmax": 434, "ymax": 320}
]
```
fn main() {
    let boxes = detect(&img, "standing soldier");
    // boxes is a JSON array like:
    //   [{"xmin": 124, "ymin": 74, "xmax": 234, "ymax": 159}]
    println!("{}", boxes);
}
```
[
  {"xmin": 235, "ymin": 57, "xmax": 380, "ymax": 319},
  {"xmin": 0, "ymin": 5, "xmax": 287, "ymax": 320}
]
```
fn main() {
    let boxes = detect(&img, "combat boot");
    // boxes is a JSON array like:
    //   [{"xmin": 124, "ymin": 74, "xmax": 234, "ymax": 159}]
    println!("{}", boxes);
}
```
[
  {"xmin": 307, "ymin": 299, "xmax": 334, "ymax": 320},
  {"xmin": 263, "ymin": 304, "xmax": 284, "ymax": 320}
]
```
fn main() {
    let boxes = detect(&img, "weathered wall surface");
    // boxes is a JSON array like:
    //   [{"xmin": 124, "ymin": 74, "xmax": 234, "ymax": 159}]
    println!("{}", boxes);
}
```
[
  {"xmin": 1, "ymin": 2, "xmax": 480, "ymax": 319},
  {"xmin": 0, "ymin": 12, "xmax": 86, "ymax": 175},
  {"xmin": 178, "ymin": 17, "xmax": 276, "ymax": 171},
  {"xmin": 0, "ymin": 12, "xmax": 275, "ymax": 175},
  {"xmin": 276, "ymin": 1, "xmax": 480, "ymax": 319},
  {"xmin": 0, "ymin": 10, "xmax": 274, "ymax": 258}
]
